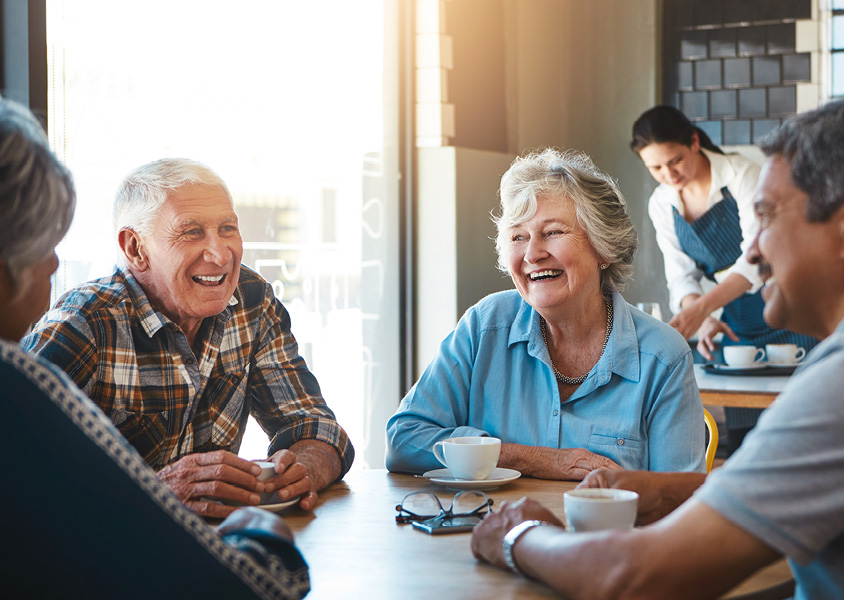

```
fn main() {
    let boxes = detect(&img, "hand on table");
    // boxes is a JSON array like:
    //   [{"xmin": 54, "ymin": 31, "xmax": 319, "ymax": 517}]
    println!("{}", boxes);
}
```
[
  {"xmin": 157, "ymin": 450, "xmax": 265, "ymax": 518},
  {"xmin": 578, "ymin": 468, "xmax": 707, "ymax": 526},
  {"xmin": 261, "ymin": 448, "xmax": 318, "ymax": 511},
  {"xmin": 499, "ymin": 444, "xmax": 622, "ymax": 481},
  {"xmin": 470, "ymin": 497, "xmax": 562, "ymax": 570},
  {"xmin": 695, "ymin": 316, "xmax": 739, "ymax": 361}
]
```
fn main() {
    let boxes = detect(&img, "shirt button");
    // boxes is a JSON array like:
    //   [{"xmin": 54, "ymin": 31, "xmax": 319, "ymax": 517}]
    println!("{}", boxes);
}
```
[
  {"xmin": 553, "ymin": 409, "xmax": 558, "ymax": 416},
  {"xmin": 186, "ymin": 357, "xmax": 195, "ymax": 365},
  {"xmin": 616, "ymin": 439, "xmax": 624, "ymax": 446}
]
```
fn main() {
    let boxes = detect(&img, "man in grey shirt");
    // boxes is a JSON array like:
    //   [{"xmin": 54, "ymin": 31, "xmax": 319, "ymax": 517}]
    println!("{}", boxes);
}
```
[{"xmin": 470, "ymin": 100, "xmax": 844, "ymax": 600}]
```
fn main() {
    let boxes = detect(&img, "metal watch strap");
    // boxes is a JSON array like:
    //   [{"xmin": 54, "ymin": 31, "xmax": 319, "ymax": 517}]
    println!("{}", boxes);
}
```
[{"xmin": 502, "ymin": 520, "xmax": 547, "ymax": 575}]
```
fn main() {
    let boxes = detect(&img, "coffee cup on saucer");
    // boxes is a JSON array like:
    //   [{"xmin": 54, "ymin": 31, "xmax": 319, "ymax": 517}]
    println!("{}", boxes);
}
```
[
  {"xmin": 765, "ymin": 343, "xmax": 806, "ymax": 365},
  {"xmin": 723, "ymin": 345, "xmax": 765, "ymax": 367},
  {"xmin": 432, "ymin": 436, "xmax": 501, "ymax": 480},
  {"xmin": 564, "ymin": 488, "xmax": 639, "ymax": 532},
  {"xmin": 254, "ymin": 460, "xmax": 276, "ymax": 504}
]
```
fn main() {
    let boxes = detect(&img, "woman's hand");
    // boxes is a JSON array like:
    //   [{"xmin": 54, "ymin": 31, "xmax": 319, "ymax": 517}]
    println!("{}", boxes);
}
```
[
  {"xmin": 498, "ymin": 444, "xmax": 622, "ymax": 481},
  {"xmin": 696, "ymin": 316, "xmax": 739, "ymax": 361}
]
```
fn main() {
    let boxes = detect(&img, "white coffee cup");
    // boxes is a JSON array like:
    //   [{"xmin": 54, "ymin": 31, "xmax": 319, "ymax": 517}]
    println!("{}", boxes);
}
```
[
  {"xmin": 563, "ymin": 488, "xmax": 639, "ymax": 532},
  {"xmin": 765, "ymin": 343, "xmax": 806, "ymax": 365},
  {"xmin": 723, "ymin": 345, "xmax": 765, "ymax": 367},
  {"xmin": 432, "ymin": 436, "xmax": 501, "ymax": 480},
  {"xmin": 255, "ymin": 460, "xmax": 276, "ymax": 504}
]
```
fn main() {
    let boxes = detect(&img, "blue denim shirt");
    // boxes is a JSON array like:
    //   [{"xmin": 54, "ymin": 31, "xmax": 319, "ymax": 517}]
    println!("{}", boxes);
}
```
[{"xmin": 386, "ymin": 290, "xmax": 706, "ymax": 474}]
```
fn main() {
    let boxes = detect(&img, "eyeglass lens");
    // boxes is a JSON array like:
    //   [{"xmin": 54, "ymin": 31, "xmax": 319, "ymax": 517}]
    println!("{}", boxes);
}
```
[{"xmin": 398, "ymin": 491, "xmax": 490, "ymax": 521}]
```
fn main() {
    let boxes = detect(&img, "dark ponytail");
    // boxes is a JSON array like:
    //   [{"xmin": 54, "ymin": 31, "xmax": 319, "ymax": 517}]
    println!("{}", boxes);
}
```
[{"xmin": 630, "ymin": 105, "xmax": 724, "ymax": 155}]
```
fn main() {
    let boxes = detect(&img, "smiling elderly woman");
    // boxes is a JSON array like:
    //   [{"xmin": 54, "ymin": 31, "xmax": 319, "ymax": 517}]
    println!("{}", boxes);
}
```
[{"xmin": 386, "ymin": 148, "xmax": 705, "ymax": 479}]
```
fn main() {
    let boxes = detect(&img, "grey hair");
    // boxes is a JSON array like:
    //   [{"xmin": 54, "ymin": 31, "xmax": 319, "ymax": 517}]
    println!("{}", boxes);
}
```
[
  {"xmin": 758, "ymin": 99, "xmax": 844, "ymax": 223},
  {"xmin": 493, "ymin": 148, "xmax": 638, "ymax": 295},
  {"xmin": 0, "ymin": 98, "xmax": 75, "ymax": 281},
  {"xmin": 113, "ymin": 158, "xmax": 233, "ymax": 238}
]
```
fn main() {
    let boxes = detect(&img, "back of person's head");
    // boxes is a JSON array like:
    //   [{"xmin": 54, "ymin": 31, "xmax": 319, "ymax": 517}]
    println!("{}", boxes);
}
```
[
  {"xmin": 759, "ymin": 100, "xmax": 844, "ymax": 223},
  {"xmin": 630, "ymin": 105, "xmax": 723, "ymax": 155},
  {"xmin": 113, "ymin": 158, "xmax": 233, "ymax": 238},
  {"xmin": 0, "ymin": 98, "xmax": 75, "ymax": 282},
  {"xmin": 494, "ymin": 147, "xmax": 637, "ymax": 295}
]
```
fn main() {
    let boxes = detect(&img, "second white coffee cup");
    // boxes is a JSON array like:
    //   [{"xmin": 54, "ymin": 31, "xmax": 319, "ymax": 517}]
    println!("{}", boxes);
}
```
[
  {"xmin": 564, "ymin": 488, "xmax": 639, "ymax": 532},
  {"xmin": 765, "ymin": 343, "xmax": 806, "ymax": 365},
  {"xmin": 723, "ymin": 345, "xmax": 765, "ymax": 367},
  {"xmin": 433, "ymin": 436, "xmax": 501, "ymax": 480}
]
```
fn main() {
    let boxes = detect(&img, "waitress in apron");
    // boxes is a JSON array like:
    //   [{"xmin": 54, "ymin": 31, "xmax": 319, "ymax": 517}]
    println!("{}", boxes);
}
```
[{"xmin": 630, "ymin": 105, "xmax": 817, "ymax": 452}]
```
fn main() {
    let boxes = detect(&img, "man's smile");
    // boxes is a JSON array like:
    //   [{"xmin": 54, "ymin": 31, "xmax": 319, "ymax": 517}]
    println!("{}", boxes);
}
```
[{"xmin": 192, "ymin": 274, "xmax": 226, "ymax": 286}]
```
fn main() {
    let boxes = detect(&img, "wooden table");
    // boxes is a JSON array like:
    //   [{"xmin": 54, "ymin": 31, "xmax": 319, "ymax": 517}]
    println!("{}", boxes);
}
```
[
  {"xmin": 282, "ymin": 469, "xmax": 792, "ymax": 599},
  {"xmin": 694, "ymin": 364, "xmax": 788, "ymax": 409}
]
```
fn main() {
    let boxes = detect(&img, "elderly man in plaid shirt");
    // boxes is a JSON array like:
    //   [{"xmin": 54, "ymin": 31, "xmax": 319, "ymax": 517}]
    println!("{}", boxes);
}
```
[{"xmin": 24, "ymin": 158, "xmax": 354, "ymax": 518}]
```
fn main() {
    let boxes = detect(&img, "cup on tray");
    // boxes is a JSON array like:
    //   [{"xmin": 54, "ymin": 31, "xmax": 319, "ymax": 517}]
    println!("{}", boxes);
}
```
[
  {"xmin": 765, "ymin": 343, "xmax": 806, "ymax": 365},
  {"xmin": 723, "ymin": 345, "xmax": 765, "ymax": 367},
  {"xmin": 563, "ymin": 488, "xmax": 639, "ymax": 532},
  {"xmin": 432, "ymin": 436, "xmax": 501, "ymax": 480}
]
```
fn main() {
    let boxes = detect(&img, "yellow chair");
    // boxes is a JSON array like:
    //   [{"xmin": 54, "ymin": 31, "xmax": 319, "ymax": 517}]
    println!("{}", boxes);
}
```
[{"xmin": 704, "ymin": 408, "xmax": 719, "ymax": 473}]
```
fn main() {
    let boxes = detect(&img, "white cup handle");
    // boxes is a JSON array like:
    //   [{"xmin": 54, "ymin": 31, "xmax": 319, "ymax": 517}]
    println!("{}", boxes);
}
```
[
  {"xmin": 754, "ymin": 348, "xmax": 766, "ymax": 363},
  {"xmin": 433, "ymin": 441, "xmax": 448, "ymax": 468},
  {"xmin": 795, "ymin": 347, "xmax": 806, "ymax": 362}
]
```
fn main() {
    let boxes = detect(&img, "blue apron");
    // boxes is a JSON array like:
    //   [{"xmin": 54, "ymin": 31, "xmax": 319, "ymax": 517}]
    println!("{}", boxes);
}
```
[{"xmin": 672, "ymin": 186, "xmax": 818, "ymax": 429}]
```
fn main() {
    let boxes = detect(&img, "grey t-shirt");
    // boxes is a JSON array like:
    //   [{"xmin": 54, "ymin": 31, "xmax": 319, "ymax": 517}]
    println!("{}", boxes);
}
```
[{"xmin": 695, "ymin": 319, "xmax": 844, "ymax": 600}]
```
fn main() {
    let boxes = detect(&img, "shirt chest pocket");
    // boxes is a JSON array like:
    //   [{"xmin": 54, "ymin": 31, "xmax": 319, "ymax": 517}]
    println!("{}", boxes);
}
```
[
  {"xmin": 589, "ymin": 433, "xmax": 645, "ymax": 469},
  {"xmin": 208, "ymin": 367, "xmax": 250, "ymax": 447}
]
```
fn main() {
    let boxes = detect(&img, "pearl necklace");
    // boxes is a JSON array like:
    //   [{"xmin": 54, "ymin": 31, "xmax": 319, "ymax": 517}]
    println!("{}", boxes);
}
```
[{"xmin": 540, "ymin": 297, "xmax": 613, "ymax": 385}]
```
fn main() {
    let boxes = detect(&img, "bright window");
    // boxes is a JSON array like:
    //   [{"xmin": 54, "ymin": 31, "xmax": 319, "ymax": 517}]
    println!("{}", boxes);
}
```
[
  {"xmin": 46, "ymin": 0, "xmax": 402, "ymax": 469},
  {"xmin": 833, "ymin": 3, "xmax": 844, "ymax": 97}
]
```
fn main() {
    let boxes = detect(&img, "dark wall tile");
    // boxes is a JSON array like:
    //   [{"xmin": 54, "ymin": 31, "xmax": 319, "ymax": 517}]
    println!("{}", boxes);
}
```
[
  {"xmin": 753, "ymin": 56, "xmax": 781, "ymax": 85},
  {"xmin": 768, "ymin": 86, "xmax": 796, "ymax": 115},
  {"xmin": 710, "ymin": 90, "xmax": 737, "ymax": 117},
  {"xmin": 694, "ymin": 0, "xmax": 721, "ymax": 27},
  {"xmin": 724, "ymin": 58, "xmax": 752, "ymax": 87},
  {"xmin": 681, "ymin": 91, "xmax": 709, "ymax": 119},
  {"xmin": 695, "ymin": 60, "xmax": 723, "ymax": 88},
  {"xmin": 709, "ymin": 29, "xmax": 737, "ymax": 58},
  {"xmin": 755, "ymin": 0, "xmax": 785, "ymax": 21},
  {"xmin": 698, "ymin": 121, "xmax": 723, "ymax": 146},
  {"xmin": 786, "ymin": 0, "xmax": 811, "ymax": 20},
  {"xmin": 782, "ymin": 53, "xmax": 811, "ymax": 83},
  {"xmin": 738, "ymin": 27, "xmax": 766, "ymax": 56},
  {"xmin": 678, "ymin": 61, "xmax": 694, "ymax": 89},
  {"xmin": 724, "ymin": 120, "xmax": 751, "ymax": 145},
  {"xmin": 723, "ymin": 1, "xmax": 753, "ymax": 24},
  {"xmin": 681, "ymin": 30, "xmax": 709, "ymax": 60},
  {"xmin": 767, "ymin": 23, "xmax": 795, "ymax": 55},
  {"xmin": 739, "ymin": 88, "xmax": 767, "ymax": 117},
  {"xmin": 753, "ymin": 119, "xmax": 781, "ymax": 143}
]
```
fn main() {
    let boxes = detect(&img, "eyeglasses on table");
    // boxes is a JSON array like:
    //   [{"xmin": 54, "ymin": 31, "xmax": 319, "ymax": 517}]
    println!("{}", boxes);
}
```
[{"xmin": 395, "ymin": 490, "xmax": 494, "ymax": 524}]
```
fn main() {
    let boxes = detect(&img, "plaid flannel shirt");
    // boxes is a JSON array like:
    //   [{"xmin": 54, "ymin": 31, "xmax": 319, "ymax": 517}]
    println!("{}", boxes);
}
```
[{"xmin": 23, "ymin": 265, "xmax": 354, "ymax": 473}]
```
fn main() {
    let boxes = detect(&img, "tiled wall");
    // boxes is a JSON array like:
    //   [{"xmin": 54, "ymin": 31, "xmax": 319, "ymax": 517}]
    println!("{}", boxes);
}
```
[{"xmin": 663, "ymin": 0, "xmax": 813, "ymax": 146}]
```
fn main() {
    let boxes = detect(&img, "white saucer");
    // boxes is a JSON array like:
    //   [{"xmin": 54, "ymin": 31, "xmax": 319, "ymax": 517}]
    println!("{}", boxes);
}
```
[
  {"xmin": 715, "ymin": 363, "xmax": 766, "ymax": 371},
  {"xmin": 258, "ymin": 497, "xmax": 300, "ymax": 513},
  {"xmin": 421, "ymin": 467, "xmax": 521, "ymax": 490}
]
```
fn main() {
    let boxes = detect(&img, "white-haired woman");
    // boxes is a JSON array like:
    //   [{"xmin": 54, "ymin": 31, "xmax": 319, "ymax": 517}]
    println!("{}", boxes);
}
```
[
  {"xmin": 386, "ymin": 148, "xmax": 705, "ymax": 480},
  {"xmin": 0, "ymin": 99, "xmax": 309, "ymax": 598}
]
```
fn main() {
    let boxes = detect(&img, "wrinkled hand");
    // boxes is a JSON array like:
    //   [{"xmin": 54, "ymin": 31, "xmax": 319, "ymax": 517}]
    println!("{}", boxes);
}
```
[
  {"xmin": 695, "ymin": 316, "xmax": 739, "ymax": 361},
  {"xmin": 668, "ymin": 299, "xmax": 710, "ymax": 340},
  {"xmin": 157, "ymin": 450, "xmax": 264, "ymax": 518},
  {"xmin": 262, "ymin": 448, "xmax": 319, "ymax": 511},
  {"xmin": 217, "ymin": 506, "xmax": 294, "ymax": 543},
  {"xmin": 578, "ymin": 468, "xmax": 705, "ymax": 526},
  {"xmin": 552, "ymin": 448, "xmax": 622, "ymax": 481},
  {"xmin": 471, "ymin": 497, "xmax": 562, "ymax": 570}
]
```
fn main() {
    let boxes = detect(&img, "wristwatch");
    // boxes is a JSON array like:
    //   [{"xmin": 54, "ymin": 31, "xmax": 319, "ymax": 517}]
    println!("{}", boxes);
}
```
[{"xmin": 502, "ymin": 520, "xmax": 547, "ymax": 575}]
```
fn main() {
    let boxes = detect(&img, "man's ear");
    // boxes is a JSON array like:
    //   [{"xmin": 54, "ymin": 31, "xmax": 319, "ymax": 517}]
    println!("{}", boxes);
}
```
[{"xmin": 118, "ymin": 229, "xmax": 149, "ymax": 272}]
